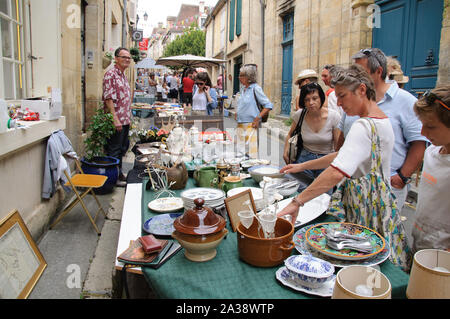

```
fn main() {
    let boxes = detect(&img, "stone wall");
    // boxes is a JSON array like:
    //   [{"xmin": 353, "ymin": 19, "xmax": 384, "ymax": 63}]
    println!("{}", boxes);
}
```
[{"xmin": 438, "ymin": 0, "xmax": 450, "ymax": 85}]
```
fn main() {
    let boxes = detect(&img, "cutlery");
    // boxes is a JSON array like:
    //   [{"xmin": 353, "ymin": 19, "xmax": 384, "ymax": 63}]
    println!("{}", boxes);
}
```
[
  {"xmin": 326, "ymin": 239, "xmax": 373, "ymax": 253},
  {"xmin": 326, "ymin": 229, "xmax": 368, "ymax": 241},
  {"xmin": 275, "ymin": 180, "xmax": 299, "ymax": 189}
]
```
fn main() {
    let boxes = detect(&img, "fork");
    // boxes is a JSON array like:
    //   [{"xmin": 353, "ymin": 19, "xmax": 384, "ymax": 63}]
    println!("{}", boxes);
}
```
[{"xmin": 326, "ymin": 239, "xmax": 373, "ymax": 253}]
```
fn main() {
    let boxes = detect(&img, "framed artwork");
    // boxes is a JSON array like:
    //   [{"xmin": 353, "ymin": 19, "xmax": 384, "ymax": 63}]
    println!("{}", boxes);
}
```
[
  {"xmin": 224, "ymin": 189, "xmax": 257, "ymax": 232},
  {"xmin": 0, "ymin": 210, "xmax": 47, "ymax": 299}
]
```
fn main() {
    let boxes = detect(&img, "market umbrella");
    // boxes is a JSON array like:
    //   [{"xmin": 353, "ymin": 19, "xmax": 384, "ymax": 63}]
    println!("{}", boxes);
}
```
[
  {"xmin": 155, "ymin": 54, "xmax": 226, "ymax": 68},
  {"xmin": 135, "ymin": 57, "xmax": 166, "ymax": 69}
]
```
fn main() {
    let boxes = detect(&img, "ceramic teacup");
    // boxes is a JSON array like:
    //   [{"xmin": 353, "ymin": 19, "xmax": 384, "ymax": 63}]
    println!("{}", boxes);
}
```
[{"xmin": 222, "ymin": 176, "xmax": 243, "ymax": 193}]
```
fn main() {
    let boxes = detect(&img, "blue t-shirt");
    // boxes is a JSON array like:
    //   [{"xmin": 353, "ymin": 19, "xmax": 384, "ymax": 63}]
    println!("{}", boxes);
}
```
[
  {"xmin": 338, "ymin": 81, "xmax": 428, "ymax": 176},
  {"xmin": 237, "ymin": 83, "xmax": 273, "ymax": 123}
]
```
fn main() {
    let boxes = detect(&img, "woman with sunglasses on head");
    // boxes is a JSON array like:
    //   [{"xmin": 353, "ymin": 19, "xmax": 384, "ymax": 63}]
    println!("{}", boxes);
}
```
[
  {"xmin": 279, "ymin": 64, "xmax": 411, "ymax": 271},
  {"xmin": 411, "ymin": 85, "xmax": 450, "ymax": 254},
  {"xmin": 282, "ymin": 82, "xmax": 341, "ymax": 192},
  {"xmin": 191, "ymin": 72, "xmax": 218, "ymax": 116}
]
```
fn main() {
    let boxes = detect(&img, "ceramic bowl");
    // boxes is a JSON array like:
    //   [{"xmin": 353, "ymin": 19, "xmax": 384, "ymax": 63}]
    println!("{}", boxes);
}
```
[
  {"xmin": 283, "ymin": 255, "xmax": 335, "ymax": 288},
  {"xmin": 332, "ymin": 265, "xmax": 391, "ymax": 299},
  {"xmin": 172, "ymin": 228, "xmax": 228, "ymax": 262},
  {"xmin": 237, "ymin": 217, "xmax": 294, "ymax": 267},
  {"xmin": 248, "ymin": 165, "xmax": 285, "ymax": 183}
]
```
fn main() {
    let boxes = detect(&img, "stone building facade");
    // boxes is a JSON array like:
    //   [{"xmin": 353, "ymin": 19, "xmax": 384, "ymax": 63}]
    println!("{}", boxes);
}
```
[
  {"xmin": 205, "ymin": 0, "xmax": 449, "ymax": 115},
  {"xmin": 0, "ymin": 0, "xmax": 136, "ymax": 241}
]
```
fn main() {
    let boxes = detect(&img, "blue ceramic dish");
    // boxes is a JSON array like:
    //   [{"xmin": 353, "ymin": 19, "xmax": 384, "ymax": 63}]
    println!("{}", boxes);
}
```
[{"xmin": 284, "ymin": 255, "xmax": 335, "ymax": 288}]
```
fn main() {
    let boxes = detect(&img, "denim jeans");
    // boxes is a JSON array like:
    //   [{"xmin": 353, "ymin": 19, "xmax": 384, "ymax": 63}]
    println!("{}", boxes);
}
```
[{"xmin": 295, "ymin": 148, "xmax": 332, "ymax": 194}]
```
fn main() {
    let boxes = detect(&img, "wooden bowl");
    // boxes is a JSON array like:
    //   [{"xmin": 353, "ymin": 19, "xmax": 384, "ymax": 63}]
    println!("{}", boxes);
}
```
[{"xmin": 237, "ymin": 217, "xmax": 294, "ymax": 267}]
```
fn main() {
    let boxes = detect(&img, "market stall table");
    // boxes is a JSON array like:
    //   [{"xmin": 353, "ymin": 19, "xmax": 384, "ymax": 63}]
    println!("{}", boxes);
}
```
[{"xmin": 138, "ymin": 177, "xmax": 410, "ymax": 299}]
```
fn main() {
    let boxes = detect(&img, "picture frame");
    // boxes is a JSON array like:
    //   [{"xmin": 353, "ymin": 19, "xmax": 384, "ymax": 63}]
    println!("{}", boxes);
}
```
[
  {"xmin": 0, "ymin": 210, "xmax": 47, "ymax": 299},
  {"xmin": 224, "ymin": 189, "xmax": 257, "ymax": 232}
]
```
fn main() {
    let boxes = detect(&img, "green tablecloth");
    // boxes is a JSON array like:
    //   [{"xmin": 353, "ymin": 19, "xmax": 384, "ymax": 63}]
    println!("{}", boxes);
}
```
[{"xmin": 140, "ymin": 178, "xmax": 410, "ymax": 299}]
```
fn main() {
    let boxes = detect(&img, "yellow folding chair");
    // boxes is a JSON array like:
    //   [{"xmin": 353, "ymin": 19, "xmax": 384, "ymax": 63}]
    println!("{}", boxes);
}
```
[{"xmin": 50, "ymin": 158, "xmax": 108, "ymax": 235}]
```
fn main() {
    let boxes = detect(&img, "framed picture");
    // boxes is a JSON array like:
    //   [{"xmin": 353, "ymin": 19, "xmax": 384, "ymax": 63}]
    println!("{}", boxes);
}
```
[
  {"xmin": 0, "ymin": 210, "xmax": 47, "ymax": 299},
  {"xmin": 224, "ymin": 189, "xmax": 257, "ymax": 232}
]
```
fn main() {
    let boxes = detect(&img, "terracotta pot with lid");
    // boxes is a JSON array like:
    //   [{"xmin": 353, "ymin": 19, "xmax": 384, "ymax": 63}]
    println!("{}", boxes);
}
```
[{"xmin": 172, "ymin": 198, "xmax": 228, "ymax": 262}]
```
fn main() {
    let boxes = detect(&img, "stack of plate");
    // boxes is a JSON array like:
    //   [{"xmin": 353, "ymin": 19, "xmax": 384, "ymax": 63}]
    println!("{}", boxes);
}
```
[
  {"xmin": 227, "ymin": 187, "xmax": 264, "ymax": 211},
  {"xmin": 180, "ymin": 187, "xmax": 226, "ymax": 210}
]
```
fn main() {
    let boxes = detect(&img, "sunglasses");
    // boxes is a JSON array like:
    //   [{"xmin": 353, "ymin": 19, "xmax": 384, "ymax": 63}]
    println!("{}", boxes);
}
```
[
  {"xmin": 423, "ymin": 90, "xmax": 450, "ymax": 111},
  {"xmin": 196, "ymin": 82, "xmax": 205, "ymax": 86},
  {"xmin": 360, "ymin": 48, "xmax": 384, "ymax": 68}
]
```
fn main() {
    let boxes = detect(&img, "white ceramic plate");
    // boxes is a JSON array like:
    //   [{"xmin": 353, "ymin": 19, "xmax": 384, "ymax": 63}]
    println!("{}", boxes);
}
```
[
  {"xmin": 181, "ymin": 187, "xmax": 225, "ymax": 201},
  {"xmin": 147, "ymin": 197, "xmax": 184, "ymax": 213},
  {"xmin": 276, "ymin": 267, "xmax": 336, "ymax": 297},
  {"xmin": 261, "ymin": 193, "xmax": 331, "ymax": 227}
]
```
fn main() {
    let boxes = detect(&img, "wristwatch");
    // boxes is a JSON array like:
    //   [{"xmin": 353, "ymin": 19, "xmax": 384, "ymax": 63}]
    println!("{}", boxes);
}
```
[{"xmin": 396, "ymin": 168, "xmax": 411, "ymax": 185}]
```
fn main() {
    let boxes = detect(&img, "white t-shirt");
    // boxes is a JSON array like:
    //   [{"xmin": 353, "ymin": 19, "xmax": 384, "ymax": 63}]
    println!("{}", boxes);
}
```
[
  {"xmin": 292, "ymin": 109, "xmax": 341, "ymax": 154},
  {"xmin": 192, "ymin": 91, "xmax": 207, "ymax": 111},
  {"xmin": 331, "ymin": 118, "xmax": 394, "ymax": 180},
  {"xmin": 327, "ymin": 91, "xmax": 343, "ymax": 119},
  {"xmin": 412, "ymin": 145, "xmax": 450, "ymax": 253}
]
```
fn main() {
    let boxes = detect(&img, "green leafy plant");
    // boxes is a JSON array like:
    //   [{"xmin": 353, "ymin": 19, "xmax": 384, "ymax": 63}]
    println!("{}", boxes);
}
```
[
  {"xmin": 130, "ymin": 47, "xmax": 141, "ymax": 63},
  {"xmin": 84, "ymin": 107, "xmax": 116, "ymax": 161}
]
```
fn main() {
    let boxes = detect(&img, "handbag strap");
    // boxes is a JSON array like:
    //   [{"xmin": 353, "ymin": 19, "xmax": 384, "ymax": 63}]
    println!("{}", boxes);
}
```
[
  {"xmin": 362, "ymin": 117, "xmax": 385, "ymax": 179},
  {"xmin": 293, "ymin": 108, "xmax": 308, "ymax": 136},
  {"xmin": 253, "ymin": 86, "xmax": 262, "ymax": 111}
]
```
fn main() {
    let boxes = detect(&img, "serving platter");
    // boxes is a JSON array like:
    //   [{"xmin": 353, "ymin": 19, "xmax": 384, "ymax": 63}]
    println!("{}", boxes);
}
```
[
  {"xmin": 305, "ymin": 222, "xmax": 386, "ymax": 261},
  {"xmin": 143, "ymin": 213, "xmax": 183, "ymax": 236},
  {"xmin": 276, "ymin": 267, "xmax": 336, "ymax": 297},
  {"xmin": 294, "ymin": 224, "xmax": 390, "ymax": 268},
  {"xmin": 147, "ymin": 197, "xmax": 184, "ymax": 213},
  {"xmin": 261, "ymin": 193, "xmax": 331, "ymax": 228}
]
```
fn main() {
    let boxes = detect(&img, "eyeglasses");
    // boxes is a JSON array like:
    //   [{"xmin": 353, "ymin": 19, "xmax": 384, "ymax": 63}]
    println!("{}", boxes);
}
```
[
  {"xmin": 423, "ymin": 90, "xmax": 450, "ymax": 111},
  {"xmin": 117, "ymin": 56, "xmax": 132, "ymax": 60}
]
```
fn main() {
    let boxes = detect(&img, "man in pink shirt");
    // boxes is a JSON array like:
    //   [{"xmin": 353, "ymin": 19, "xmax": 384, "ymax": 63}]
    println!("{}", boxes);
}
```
[{"xmin": 102, "ymin": 47, "xmax": 132, "ymax": 187}]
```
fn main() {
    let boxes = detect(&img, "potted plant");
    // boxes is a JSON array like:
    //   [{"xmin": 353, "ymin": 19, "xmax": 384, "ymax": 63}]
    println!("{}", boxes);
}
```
[
  {"xmin": 103, "ymin": 51, "xmax": 113, "ymax": 69},
  {"xmin": 130, "ymin": 47, "xmax": 141, "ymax": 63},
  {"xmin": 81, "ymin": 107, "xmax": 120, "ymax": 194}
]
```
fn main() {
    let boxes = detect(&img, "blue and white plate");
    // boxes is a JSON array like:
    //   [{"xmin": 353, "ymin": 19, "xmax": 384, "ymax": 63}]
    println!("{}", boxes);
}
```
[
  {"xmin": 276, "ymin": 267, "xmax": 336, "ymax": 297},
  {"xmin": 143, "ymin": 213, "xmax": 183, "ymax": 236},
  {"xmin": 294, "ymin": 223, "xmax": 391, "ymax": 268}
]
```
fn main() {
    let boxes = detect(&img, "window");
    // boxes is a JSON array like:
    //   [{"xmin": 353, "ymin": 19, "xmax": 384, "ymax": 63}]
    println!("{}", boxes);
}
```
[
  {"xmin": 0, "ymin": 0, "xmax": 24, "ymax": 100},
  {"xmin": 229, "ymin": 0, "xmax": 235, "ymax": 42},
  {"xmin": 235, "ymin": 0, "xmax": 242, "ymax": 36}
]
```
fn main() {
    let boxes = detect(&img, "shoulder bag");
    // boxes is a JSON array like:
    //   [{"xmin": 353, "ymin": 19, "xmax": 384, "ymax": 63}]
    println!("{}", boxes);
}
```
[
  {"xmin": 253, "ymin": 87, "xmax": 269, "ymax": 123},
  {"xmin": 287, "ymin": 108, "xmax": 307, "ymax": 163},
  {"xmin": 326, "ymin": 118, "xmax": 412, "ymax": 272}
]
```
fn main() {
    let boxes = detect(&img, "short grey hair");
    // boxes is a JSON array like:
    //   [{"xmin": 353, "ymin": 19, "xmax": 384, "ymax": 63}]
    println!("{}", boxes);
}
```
[
  {"xmin": 331, "ymin": 64, "xmax": 377, "ymax": 101},
  {"xmin": 239, "ymin": 64, "xmax": 258, "ymax": 84}
]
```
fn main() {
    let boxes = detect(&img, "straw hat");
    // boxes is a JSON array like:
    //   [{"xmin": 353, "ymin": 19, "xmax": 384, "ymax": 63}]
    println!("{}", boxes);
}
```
[{"xmin": 295, "ymin": 69, "xmax": 318, "ymax": 85}]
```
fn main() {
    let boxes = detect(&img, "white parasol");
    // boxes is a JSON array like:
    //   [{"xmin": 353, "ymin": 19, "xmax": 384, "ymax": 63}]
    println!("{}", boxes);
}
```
[{"xmin": 155, "ymin": 54, "xmax": 226, "ymax": 68}]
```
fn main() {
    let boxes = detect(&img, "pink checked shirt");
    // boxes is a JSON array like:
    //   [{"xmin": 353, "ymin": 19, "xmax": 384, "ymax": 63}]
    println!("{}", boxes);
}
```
[{"xmin": 102, "ymin": 65, "xmax": 132, "ymax": 125}]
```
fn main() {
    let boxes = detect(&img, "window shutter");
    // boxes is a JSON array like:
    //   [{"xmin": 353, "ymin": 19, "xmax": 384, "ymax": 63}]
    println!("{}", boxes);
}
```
[
  {"xmin": 236, "ymin": 0, "xmax": 242, "ymax": 36},
  {"xmin": 229, "ymin": 0, "xmax": 235, "ymax": 41}
]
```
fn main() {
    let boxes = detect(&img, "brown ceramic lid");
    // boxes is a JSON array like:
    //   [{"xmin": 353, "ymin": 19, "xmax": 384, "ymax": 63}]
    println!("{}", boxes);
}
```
[{"xmin": 174, "ymin": 198, "xmax": 226, "ymax": 235}]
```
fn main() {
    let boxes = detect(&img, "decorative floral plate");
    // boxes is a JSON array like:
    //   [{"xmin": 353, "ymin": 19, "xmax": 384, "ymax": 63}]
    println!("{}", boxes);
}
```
[
  {"xmin": 304, "ymin": 222, "xmax": 386, "ymax": 261},
  {"xmin": 276, "ymin": 267, "xmax": 336, "ymax": 297},
  {"xmin": 147, "ymin": 197, "xmax": 184, "ymax": 213},
  {"xmin": 143, "ymin": 213, "xmax": 183, "ymax": 236},
  {"xmin": 294, "ymin": 224, "xmax": 390, "ymax": 267}
]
